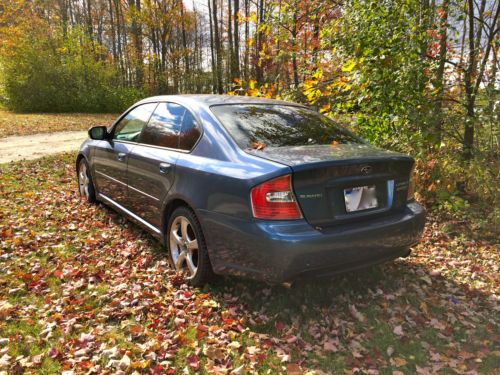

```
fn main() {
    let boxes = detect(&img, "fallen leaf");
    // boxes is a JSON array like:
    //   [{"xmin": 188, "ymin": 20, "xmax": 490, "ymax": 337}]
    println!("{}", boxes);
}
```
[
  {"xmin": 393, "ymin": 325, "xmax": 404, "ymax": 336},
  {"xmin": 0, "ymin": 302, "xmax": 14, "ymax": 320},
  {"xmin": 286, "ymin": 363, "xmax": 303, "ymax": 375},
  {"xmin": 349, "ymin": 305, "xmax": 366, "ymax": 323}
]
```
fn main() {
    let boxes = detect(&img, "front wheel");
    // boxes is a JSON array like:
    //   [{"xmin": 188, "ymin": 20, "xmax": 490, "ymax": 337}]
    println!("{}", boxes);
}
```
[
  {"xmin": 77, "ymin": 159, "xmax": 97, "ymax": 203},
  {"xmin": 166, "ymin": 207, "xmax": 214, "ymax": 286}
]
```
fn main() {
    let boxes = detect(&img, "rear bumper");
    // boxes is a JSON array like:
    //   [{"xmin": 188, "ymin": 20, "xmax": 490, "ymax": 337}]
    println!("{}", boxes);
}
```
[{"xmin": 198, "ymin": 201, "xmax": 426, "ymax": 283}]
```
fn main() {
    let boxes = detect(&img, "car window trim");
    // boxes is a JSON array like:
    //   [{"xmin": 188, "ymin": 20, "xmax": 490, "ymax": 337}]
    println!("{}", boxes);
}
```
[{"xmin": 112, "ymin": 138, "xmax": 191, "ymax": 154}]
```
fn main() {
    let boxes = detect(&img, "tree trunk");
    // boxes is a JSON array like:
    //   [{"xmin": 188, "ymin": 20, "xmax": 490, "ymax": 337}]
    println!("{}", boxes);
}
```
[
  {"xmin": 114, "ymin": 0, "xmax": 125, "ymax": 83},
  {"xmin": 291, "ymin": 8, "xmax": 299, "ymax": 87},
  {"xmin": 255, "ymin": 0, "xmax": 265, "ymax": 84},
  {"xmin": 463, "ymin": 0, "xmax": 476, "ymax": 160},
  {"xmin": 212, "ymin": 0, "xmax": 223, "ymax": 93},
  {"xmin": 233, "ymin": 0, "xmax": 240, "ymax": 79},
  {"xmin": 129, "ymin": 0, "xmax": 144, "ymax": 87},
  {"xmin": 312, "ymin": 12, "xmax": 320, "ymax": 67},
  {"xmin": 431, "ymin": 0, "xmax": 450, "ymax": 145},
  {"xmin": 108, "ymin": 0, "xmax": 117, "ymax": 60},
  {"xmin": 85, "ymin": 0, "xmax": 93, "ymax": 42},
  {"xmin": 180, "ymin": 2, "xmax": 190, "ymax": 92},
  {"xmin": 244, "ymin": 0, "xmax": 249, "ymax": 80},
  {"xmin": 208, "ymin": 0, "xmax": 217, "ymax": 93},
  {"xmin": 59, "ymin": 0, "xmax": 68, "ymax": 37},
  {"xmin": 228, "ymin": 0, "xmax": 234, "ymax": 80}
]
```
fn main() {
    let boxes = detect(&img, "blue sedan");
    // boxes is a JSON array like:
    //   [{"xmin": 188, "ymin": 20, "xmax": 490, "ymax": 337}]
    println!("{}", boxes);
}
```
[{"xmin": 76, "ymin": 95, "xmax": 425, "ymax": 285}]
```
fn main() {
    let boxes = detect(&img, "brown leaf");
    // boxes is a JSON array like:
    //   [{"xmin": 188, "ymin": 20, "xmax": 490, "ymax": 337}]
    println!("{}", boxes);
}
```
[
  {"xmin": 286, "ymin": 363, "xmax": 303, "ymax": 375},
  {"xmin": 0, "ymin": 302, "xmax": 14, "ymax": 320}
]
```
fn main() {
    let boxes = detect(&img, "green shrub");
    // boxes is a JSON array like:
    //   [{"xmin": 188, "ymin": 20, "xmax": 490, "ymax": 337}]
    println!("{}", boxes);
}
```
[{"xmin": 0, "ymin": 27, "xmax": 143, "ymax": 113}]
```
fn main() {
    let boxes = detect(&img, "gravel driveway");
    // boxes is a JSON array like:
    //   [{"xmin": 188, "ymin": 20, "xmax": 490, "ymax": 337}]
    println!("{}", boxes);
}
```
[{"xmin": 0, "ymin": 131, "xmax": 87, "ymax": 163}]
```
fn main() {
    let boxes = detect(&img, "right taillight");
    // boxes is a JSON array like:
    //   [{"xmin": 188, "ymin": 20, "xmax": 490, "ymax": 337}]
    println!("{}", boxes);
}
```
[{"xmin": 251, "ymin": 174, "xmax": 302, "ymax": 220}]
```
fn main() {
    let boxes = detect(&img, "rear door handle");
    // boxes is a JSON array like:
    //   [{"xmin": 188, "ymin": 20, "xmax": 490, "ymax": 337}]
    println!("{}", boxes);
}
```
[
  {"xmin": 159, "ymin": 162, "xmax": 172, "ymax": 174},
  {"xmin": 117, "ymin": 152, "xmax": 126, "ymax": 161}
]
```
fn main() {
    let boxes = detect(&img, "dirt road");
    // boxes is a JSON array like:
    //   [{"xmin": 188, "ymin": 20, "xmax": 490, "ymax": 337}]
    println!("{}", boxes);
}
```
[{"xmin": 0, "ymin": 131, "xmax": 87, "ymax": 163}]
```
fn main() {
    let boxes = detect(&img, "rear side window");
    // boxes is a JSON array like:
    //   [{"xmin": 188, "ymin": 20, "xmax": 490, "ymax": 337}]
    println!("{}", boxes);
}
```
[
  {"xmin": 113, "ymin": 103, "xmax": 157, "ymax": 142},
  {"xmin": 210, "ymin": 104, "xmax": 361, "ymax": 149},
  {"xmin": 138, "ymin": 103, "xmax": 185, "ymax": 148},
  {"xmin": 179, "ymin": 110, "xmax": 201, "ymax": 150}
]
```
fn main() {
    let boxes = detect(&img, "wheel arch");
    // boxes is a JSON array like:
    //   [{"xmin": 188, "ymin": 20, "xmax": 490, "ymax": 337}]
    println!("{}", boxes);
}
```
[
  {"xmin": 75, "ymin": 153, "xmax": 86, "ymax": 173},
  {"xmin": 161, "ymin": 197, "xmax": 198, "ymax": 240}
]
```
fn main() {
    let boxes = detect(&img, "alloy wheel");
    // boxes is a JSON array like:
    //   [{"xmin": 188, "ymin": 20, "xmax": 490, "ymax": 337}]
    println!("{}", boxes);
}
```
[
  {"xmin": 169, "ymin": 216, "xmax": 199, "ymax": 278},
  {"xmin": 78, "ymin": 162, "xmax": 90, "ymax": 199}
]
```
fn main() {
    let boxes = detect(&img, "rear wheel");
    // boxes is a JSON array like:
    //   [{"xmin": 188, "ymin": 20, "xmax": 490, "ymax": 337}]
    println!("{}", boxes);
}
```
[
  {"xmin": 77, "ymin": 159, "xmax": 97, "ymax": 203},
  {"xmin": 166, "ymin": 207, "xmax": 214, "ymax": 286}
]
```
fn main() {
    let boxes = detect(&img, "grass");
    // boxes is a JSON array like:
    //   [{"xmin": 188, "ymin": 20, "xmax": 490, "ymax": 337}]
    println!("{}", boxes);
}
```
[
  {"xmin": 0, "ymin": 110, "xmax": 117, "ymax": 138},
  {"xmin": 0, "ymin": 153, "xmax": 498, "ymax": 374}
]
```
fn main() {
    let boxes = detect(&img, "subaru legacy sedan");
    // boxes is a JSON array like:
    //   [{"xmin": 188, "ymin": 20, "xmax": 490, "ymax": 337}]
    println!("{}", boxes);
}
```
[{"xmin": 77, "ymin": 95, "xmax": 425, "ymax": 285}]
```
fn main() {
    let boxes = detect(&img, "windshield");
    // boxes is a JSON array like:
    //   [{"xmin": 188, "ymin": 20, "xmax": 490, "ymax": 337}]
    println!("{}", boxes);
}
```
[{"xmin": 211, "ymin": 104, "xmax": 362, "ymax": 149}]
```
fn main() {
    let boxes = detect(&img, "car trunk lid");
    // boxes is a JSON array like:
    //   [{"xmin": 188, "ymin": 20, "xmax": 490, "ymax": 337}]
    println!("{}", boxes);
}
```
[{"xmin": 248, "ymin": 144, "xmax": 414, "ymax": 228}]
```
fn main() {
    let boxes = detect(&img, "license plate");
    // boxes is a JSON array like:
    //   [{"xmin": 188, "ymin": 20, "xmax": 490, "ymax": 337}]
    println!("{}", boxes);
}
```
[{"xmin": 344, "ymin": 185, "xmax": 378, "ymax": 212}]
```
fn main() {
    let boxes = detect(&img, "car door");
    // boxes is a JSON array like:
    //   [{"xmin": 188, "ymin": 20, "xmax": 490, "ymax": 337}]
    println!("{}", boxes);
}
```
[
  {"xmin": 92, "ymin": 103, "xmax": 157, "ymax": 206},
  {"xmin": 126, "ymin": 102, "xmax": 188, "ymax": 228}
]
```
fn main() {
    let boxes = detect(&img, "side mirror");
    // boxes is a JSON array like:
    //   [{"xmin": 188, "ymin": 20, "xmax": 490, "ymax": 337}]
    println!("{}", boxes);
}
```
[{"xmin": 88, "ymin": 125, "xmax": 108, "ymax": 140}]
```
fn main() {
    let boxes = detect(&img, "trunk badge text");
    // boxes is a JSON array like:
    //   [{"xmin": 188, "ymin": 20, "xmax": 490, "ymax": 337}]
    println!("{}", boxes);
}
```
[
  {"xmin": 360, "ymin": 165, "xmax": 373, "ymax": 174},
  {"xmin": 299, "ymin": 193, "xmax": 323, "ymax": 199}
]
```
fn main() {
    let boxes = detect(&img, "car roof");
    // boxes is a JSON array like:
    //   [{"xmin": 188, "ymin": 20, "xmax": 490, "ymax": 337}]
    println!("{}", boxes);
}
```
[{"xmin": 136, "ymin": 94, "xmax": 306, "ymax": 108}]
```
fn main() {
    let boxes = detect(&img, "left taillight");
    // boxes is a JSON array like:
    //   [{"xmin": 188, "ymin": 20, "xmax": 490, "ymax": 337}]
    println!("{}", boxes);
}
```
[{"xmin": 250, "ymin": 174, "xmax": 302, "ymax": 220}]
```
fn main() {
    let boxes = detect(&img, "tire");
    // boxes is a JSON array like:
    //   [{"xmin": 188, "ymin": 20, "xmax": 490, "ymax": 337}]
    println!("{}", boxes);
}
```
[
  {"xmin": 166, "ymin": 206, "xmax": 214, "ymax": 286},
  {"xmin": 77, "ymin": 158, "xmax": 97, "ymax": 203}
]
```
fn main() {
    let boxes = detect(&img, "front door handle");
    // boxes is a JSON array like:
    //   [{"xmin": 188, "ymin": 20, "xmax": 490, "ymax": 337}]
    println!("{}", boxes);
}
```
[
  {"xmin": 117, "ymin": 152, "xmax": 126, "ymax": 161},
  {"xmin": 159, "ymin": 162, "xmax": 172, "ymax": 174}
]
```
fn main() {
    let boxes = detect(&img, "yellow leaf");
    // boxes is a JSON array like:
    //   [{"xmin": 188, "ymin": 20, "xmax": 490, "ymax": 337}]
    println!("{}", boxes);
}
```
[
  {"xmin": 312, "ymin": 69, "xmax": 323, "ymax": 80},
  {"xmin": 342, "ymin": 59, "xmax": 356, "ymax": 72},
  {"xmin": 303, "ymin": 79, "xmax": 318, "ymax": 90},
  {"xmin": 131, "ymin": 360, "xmax": 149, "ymax": 369},
  {"xmin": 420, "ymin": 301, "xmax": 428, "ymax": 315},
  {"xmin": 320, "ymin": 103, "xmax": 331, "ymax": 113},
  {"xmin": 246, "ymin": 88, "xmax": 260, "ymax": 97},
  {"xmin": 249, "ymin": 80, "xmax": 257, "ymax": 90}
]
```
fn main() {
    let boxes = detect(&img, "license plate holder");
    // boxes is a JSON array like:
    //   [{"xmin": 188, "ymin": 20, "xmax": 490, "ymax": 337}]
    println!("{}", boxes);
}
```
[{"xmin": 344, "ymin": 185, "xmax": 378, "ymax": 212}]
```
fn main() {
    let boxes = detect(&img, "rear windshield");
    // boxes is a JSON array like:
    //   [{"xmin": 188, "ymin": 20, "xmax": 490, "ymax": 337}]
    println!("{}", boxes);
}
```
[{"xmin": 210, "ymin": 104, "xmax": 361, "ymax": 149}]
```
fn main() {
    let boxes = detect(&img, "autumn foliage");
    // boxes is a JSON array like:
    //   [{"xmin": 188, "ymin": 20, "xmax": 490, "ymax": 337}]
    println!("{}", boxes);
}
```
[{"xmin": 0, "ymin": 153, "xmax": 498, "ymax": 373}]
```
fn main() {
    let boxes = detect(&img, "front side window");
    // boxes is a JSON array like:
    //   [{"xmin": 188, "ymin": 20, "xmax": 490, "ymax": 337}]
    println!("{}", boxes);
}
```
[
  {"xmin": 113, "ymin": 103, "xmax": 157, "ymax": 142},
  {"xmin": 138, "ymin": 103, "xmax": 185, "ymax": 148},
  {"xmin": 211, "ymin": 104, "xmax": 362, "ymax": 149}
]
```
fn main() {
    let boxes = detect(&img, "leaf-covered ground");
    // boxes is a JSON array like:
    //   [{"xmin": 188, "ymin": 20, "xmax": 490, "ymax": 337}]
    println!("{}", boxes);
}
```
[
  {"xmin": 0, "ymin": 153, "xmax": 498, "ymax": 374},
  {"xmin": 0, "ymin": 111, "xmax": 117, "ymax": 138}
]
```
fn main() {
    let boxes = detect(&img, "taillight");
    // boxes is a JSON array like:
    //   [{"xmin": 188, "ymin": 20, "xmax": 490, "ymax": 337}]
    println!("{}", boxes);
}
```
[{"xmin": 251, "ymin": 175, "xmax": 302, "ymax": 220}]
